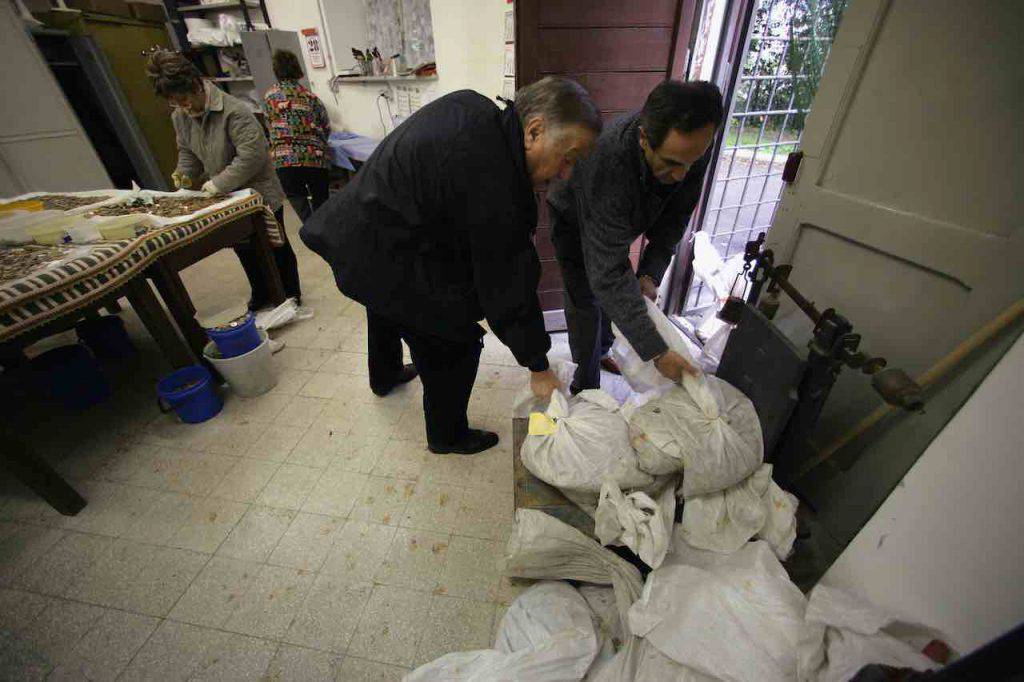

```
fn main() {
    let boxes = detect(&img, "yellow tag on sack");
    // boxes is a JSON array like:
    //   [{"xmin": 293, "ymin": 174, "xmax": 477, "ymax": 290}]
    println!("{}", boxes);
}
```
[{"xmin": 528, "ymin": 412, "xmax": 558, "ymax": 436}]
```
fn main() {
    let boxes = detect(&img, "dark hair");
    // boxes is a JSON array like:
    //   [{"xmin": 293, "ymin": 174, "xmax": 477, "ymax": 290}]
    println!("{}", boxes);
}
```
[
  {"xmin": 145, "ymin": 49, "xmax": 201, "ymax": 98},
  {"xmin": 640, "ymin": 80, "xmax": 724, "ymax": 148},
  {"xmin": 272, "ymin": 49, "xmax": 304, "ymax": 81},
  {"xmin": 514, "ymin": 76, "xmax": 602, "ymax": 135}
]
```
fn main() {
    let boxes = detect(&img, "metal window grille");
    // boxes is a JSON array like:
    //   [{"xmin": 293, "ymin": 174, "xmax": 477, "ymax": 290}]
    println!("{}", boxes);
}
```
[{"xmin": 684, "ymin": 0, "xmax": 847, "ymax": 313}]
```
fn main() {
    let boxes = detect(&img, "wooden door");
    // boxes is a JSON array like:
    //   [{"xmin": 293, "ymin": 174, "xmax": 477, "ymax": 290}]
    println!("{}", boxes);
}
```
[
  {"xmin": 516, "ymin": 0, "xmax": 700, "ymax": 328},
  {"xmin": 766, "ymin": 0, "xmax": 1024, "ymax": 471}
]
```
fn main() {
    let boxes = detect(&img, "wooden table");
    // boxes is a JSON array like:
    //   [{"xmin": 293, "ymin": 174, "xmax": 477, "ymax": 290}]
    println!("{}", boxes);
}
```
[
  {"xmin": 148, "ymin": 209, "xmax": 285, "ymax": 363},
  {"xmin": 0, "ymin": 191, "xmax": 285, "ymax": 514}
]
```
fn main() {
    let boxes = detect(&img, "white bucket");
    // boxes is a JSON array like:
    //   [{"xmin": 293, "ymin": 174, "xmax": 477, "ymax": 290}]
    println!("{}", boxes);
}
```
[{"xmin": 203, "ymin": 329, "xmax": 278, "ymax": 398}]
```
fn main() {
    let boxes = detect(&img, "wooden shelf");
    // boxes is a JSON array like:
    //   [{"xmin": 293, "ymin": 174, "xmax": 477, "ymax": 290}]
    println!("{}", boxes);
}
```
[
  {"xmin": 176, "ymin": 1, "xmax": 258, "ymax": 13},
  {"xmin": 333, "ymin": 75, "xmax": 438, "ymax": 84}
]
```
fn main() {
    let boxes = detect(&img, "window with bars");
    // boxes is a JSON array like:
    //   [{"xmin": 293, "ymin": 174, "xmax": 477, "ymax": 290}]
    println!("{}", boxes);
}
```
[{"xmin": 683, "ymin": 0, "xmax": 848, "ymax": 313}]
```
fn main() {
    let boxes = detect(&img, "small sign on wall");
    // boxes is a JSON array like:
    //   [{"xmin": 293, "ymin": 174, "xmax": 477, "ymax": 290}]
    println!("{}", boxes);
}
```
[{"xmin": 301, "ymin": 28, "xmax": 326, "ymax": 69}]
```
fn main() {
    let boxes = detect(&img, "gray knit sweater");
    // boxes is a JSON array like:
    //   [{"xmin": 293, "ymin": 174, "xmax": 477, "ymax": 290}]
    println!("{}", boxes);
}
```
[{"xmin": 547, "ymin": 113, "xmax": 710, "ymax": 361}]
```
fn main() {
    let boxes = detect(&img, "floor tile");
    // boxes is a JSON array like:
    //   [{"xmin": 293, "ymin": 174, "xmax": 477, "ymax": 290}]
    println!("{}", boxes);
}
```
[
  {"xmin": 273, "ymin": 369, "xmax": 316, "ymax": 396},
  {"xmin": 267, "ymin": 512, "xmax": 344, "ymax": 571},
  {"xmin": 0, "ymin": 587, "xmax": 53, "ymax": 632},
  {"xmin": 121, "ymin": 490, "xmax": 194, "ymax": 546},
  {"xmin": 202, "ymin": 422, "xmax": 266, "ymax": 456},
  {"xmin": 169, "ymin": 556, "xmax": 261, "ymax": 628},
  {"xmin": 321, "ymin": 520, "xmax": 396, "ymax": 582},
  {"xmin": 452, "ymin": 486, "xmax": 513, "ymax": 541},
  {"xmin": 274, "ymin": 396, "xmax": 328, "ymax": 429},
  {"xmin": 64, "ymin": 481, "xmax": 160, "ymax": 538},
  {"xmin": 371, "ymin": 440, "xmax": 428, "ymax": 481},
  {"xmin": 265, "ymin": 644, "xmax": 340, "ymax": 682},
  {"xmin": 331, "ymin": 434, "xmax": 388, "ymax": 474},
  {"xmin": 276, "ymin": 347, "xmax": 332, "ymax": 372},
  {"xmin": 169, "ymin": 496, "xmax": 248, "ymax": 553},
  {"xmin": 347, "ymin": 585, "xmax": 432, "ymax": 667},
  {"xmin": 374, "ymin": 527, "xmax": 450, "ymax": 592},
  {"xmin": 11, "ymin": 531, "xmax": 114, "ymax": 596},
  {"xmin": 210, "ymin": 458, "xmax": 281, "ymax": 503},
  {"xmin": 223, "ymin": 563, "xmax": 315, "ymax": 639},
  {"xmin": 320, "ymin": 351, "xmax": 367, "ymax": 376},
  {"xmin": 245, "ymin": 424, "xmax": 305, "ymax": 461},
  {"xmin": 299, "ymin": 371, "xmax": 346, "ymax": 399},
  {"xmin": 217, "ymin": 506, "xmax": 296, "ymax": 562},
  {"xmin": 350, "ymin": 476, "xmax": 415, "ymax": 526},
  {"xmin": 414, "ymin": 596, "xmax": 495, "ymax": 666},
  {"xmin": 302, "ymin": 468, "xmax": 368, "ymax": 517},
  {"xmin": 288, "ymin": 421, "xmax": 347, "ymax": 468},
  {"xmin": 120, "ymin": 620, "xmax": 275, "ymax": 682},
  {"xmin": 399, "ymin": 481, "xmax": 461, "ymax": 534},
  {"xmin": 334, "ymin": 656, "xmax": 408, "ymax": 681},
  {"xmin": 0, "ymin": 522, "xmax": 64, "ymax": 586},
  {"xmin": 419, "ymin": 453, "xmax": 477, "ymax": 488},
  {"xmin": 435, "ymin": 536, "xmax": 502, "ymax": 601},
  {"xmin": 17, "ymin": 599, "xmax": 107, "ymax": 677},
  {"xmin": 48, "ymin": 609, "xmax": 159, "ymax": 681},
  {"xmin": 234, "ymin": 391, "xmax": 292, "ymax": 424},
  {"xmin": 284, "ymin": 572, "xmax": 373, "ymax": 654},
  {"xmin": 257, "ymin": 464, "xmax": 322, "ymax": 510},
  {"xmin": 387, "ymin": 409, "xmax": 426, "ymax": 442},
  {"xmin": 70, "ymin": 539, "xmax": 208, "ymax": 616}
]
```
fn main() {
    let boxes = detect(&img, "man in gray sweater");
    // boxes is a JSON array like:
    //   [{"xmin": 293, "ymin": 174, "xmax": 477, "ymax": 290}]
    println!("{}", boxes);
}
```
[{"xmin": 547, "ymin": 80, "xmax": 724, "ymax": 393}]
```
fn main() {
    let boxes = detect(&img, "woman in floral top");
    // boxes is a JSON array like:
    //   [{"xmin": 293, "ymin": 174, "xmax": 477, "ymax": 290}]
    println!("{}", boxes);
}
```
[{"xmin": 264, "ymin": 50, "xmax": 332, "ymax": 222}]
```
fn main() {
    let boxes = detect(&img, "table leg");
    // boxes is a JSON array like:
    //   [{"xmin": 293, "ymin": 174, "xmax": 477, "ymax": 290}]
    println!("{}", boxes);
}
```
[
  {"xmin": 1, "ymin": 423, "xmax": 86, "ymax": 516},
  {"xmin": 123, "ymin": 276, "xmax": 194, "ymax": 368},
  {"xmin": 252, "ymin": 213, "xmax": 285, "ymax": 306},
  {"xmin": 149, "ymin": 261, "xmax": 209, "ymax": 361}
]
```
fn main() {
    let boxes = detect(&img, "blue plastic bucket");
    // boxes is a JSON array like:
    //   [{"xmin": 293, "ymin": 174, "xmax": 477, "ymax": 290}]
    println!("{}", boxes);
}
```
[
  {"xmin": 31, "ymin": 344, "xmax": 111, "ymax": 411},
  {"xmin": 205, "ymin": 313, "xmax": 260, "ymax": 359},
  {"xmin": 156, "ymin": 365, "xmax": 222, "ymax": 423},
  {"xmin": 76, "ymin": 315, "xmax": 135, "ymax": 359}
]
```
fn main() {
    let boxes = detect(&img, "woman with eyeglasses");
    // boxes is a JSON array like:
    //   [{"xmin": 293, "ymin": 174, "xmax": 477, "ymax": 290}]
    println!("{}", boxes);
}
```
[{"xmin": 145, "ymin": 49, "xmax": 302, "ymax": 310}]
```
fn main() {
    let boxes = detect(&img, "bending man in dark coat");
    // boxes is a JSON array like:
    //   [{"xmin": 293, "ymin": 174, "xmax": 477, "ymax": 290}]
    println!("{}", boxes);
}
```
[
  {"xmin": 301, "ymin": 77, "xmax": 600, "ymax": 455},
  {"xmin": 547, "ymin": 80, "xmax": 724, "ymax": 393}
]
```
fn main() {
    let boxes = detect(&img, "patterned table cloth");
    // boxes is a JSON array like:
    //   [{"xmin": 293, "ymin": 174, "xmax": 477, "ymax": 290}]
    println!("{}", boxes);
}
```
[{"xmin": 0, "ymin": 192, "xmax": 282, "ymax": 341}]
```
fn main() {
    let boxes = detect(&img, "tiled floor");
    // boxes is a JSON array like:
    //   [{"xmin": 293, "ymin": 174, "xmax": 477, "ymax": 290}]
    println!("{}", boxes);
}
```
[{"xmin": 0, "ymin": 206, "xmax": 564, "ymax": 680}]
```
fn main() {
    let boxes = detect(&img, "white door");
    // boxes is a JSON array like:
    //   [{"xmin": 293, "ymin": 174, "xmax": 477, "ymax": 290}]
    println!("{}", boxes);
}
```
[{"xmin": 768, "ymin": 0, "xmax": 1024, "ymax": 456}]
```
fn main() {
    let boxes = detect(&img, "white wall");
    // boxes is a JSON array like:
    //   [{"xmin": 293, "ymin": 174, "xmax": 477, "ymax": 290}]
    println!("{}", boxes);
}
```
[
  {"xmin": 822, "ymin": 333, "xmax": 1024, "ymax": 654},
  {"xmin": 264, "ymin": 0, "xmax": 508, "ymax": 139}
]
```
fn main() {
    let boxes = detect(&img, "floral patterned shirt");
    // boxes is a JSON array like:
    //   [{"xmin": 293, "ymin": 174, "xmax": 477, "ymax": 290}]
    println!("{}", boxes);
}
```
[{"xmin": 263, "ymin": 80, "xmax": 331, "ymax": 169}]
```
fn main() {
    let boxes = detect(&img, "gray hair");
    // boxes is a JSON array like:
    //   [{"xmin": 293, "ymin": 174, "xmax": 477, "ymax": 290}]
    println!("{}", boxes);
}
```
[{"xmin": 514, "ymin": 76, "xmax": 602, "ymax": 135}]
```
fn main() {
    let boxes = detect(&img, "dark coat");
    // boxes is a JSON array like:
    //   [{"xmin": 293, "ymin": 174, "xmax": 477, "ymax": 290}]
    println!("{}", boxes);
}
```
[
  {"xmin": 547, "ymin": 113, "xmax": 711, "ymax": 361},
  {"xmin": 300, "ymin": 90, "xmax": 550, "ymax": 370}
]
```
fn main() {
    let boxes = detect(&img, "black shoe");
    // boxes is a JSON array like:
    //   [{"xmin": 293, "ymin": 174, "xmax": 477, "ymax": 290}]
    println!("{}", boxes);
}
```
[
  {"xmin": 428, "ymin": 429, "xmax": 499, "ymax": 455},
  {"xmin": 371, "ymin": 364, "xmax": 418, "ymax": 397}
]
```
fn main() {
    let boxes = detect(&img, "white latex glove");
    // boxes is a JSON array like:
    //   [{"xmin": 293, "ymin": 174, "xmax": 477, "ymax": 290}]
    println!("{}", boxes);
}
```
[
  {"xmin": 171, "ymin": 170, "xmax": 192, "ymax": 190},
  {"xmin": 201, "ymin": 179, "xmax": 222, "ymax": 196}
]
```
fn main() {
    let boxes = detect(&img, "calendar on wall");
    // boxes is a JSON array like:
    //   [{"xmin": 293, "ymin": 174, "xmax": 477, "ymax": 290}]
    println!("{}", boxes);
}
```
[
  {"xmin": 302, "ymin": 28, "xmax": 326, "ymax": 69},
  {"xmin": 503, "ymin": 4, "xmax": 515, "ymax": 99}
]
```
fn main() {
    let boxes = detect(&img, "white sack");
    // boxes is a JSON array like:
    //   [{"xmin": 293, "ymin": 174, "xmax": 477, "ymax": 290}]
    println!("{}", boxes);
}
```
[
  {"xmin": 679, "ymin": 463, "xmax": 798, "ymax": 560},
  {"xmin": 254, "ymin": 297, "xmax": 314, "ymax": 331},
  {"xmin": 610, "ymin": 298, "xmax": 703, "ymax": 396},
  {"xmin": 594, "ymin": 478, "xmax": 676, "ymax": 569},
  {"xmin": 404, "ymin": 581, "xmax": 602, "ymax": 682},
  {"xmin": 521, "ymin": 390, "xmax": 654, "ymax": 500},
  {"xmin": 804, "ymin": 584, "xmax": 945, "ymax": 682},
  {"xmin": 513, "ymin": 360, "xmax": 578, "ymax": 418},
  {"xmin": 628, "ymin": 541, "xmax": 821, "ymax": 682},
  {"xmin": 691, "ymin": 231, "xmax": 748, "ymax": 305},
  {"xmin": 629, "ymin": 374, "xmax": 763, "ymax": 497}
]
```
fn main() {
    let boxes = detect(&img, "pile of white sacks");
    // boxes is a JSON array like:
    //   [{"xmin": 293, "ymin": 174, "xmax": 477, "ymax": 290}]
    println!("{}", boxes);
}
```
[
  {"xmin": 404, "ymin": 301, "xmax": 951, "ymax": 681},
  {"xmin": 520, "ymin": 298, "xmax": 797, "ymax": 571}
]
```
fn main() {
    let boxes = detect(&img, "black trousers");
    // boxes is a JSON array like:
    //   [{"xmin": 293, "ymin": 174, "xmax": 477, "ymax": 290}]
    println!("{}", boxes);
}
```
[
  {"xmin": 277, "ymin": 166, "xmax": 331, "ymax": 223},
  {"xmin": 551, "ymin": 211, "xmax": 614, "ymax": 392},
  {"xmin": 366, "ymin": 308, "xmax": 483, "ymax": 446},
  {"xmin": 234, "ymin": 207, "xmax": 302, "ymax": 305}
]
